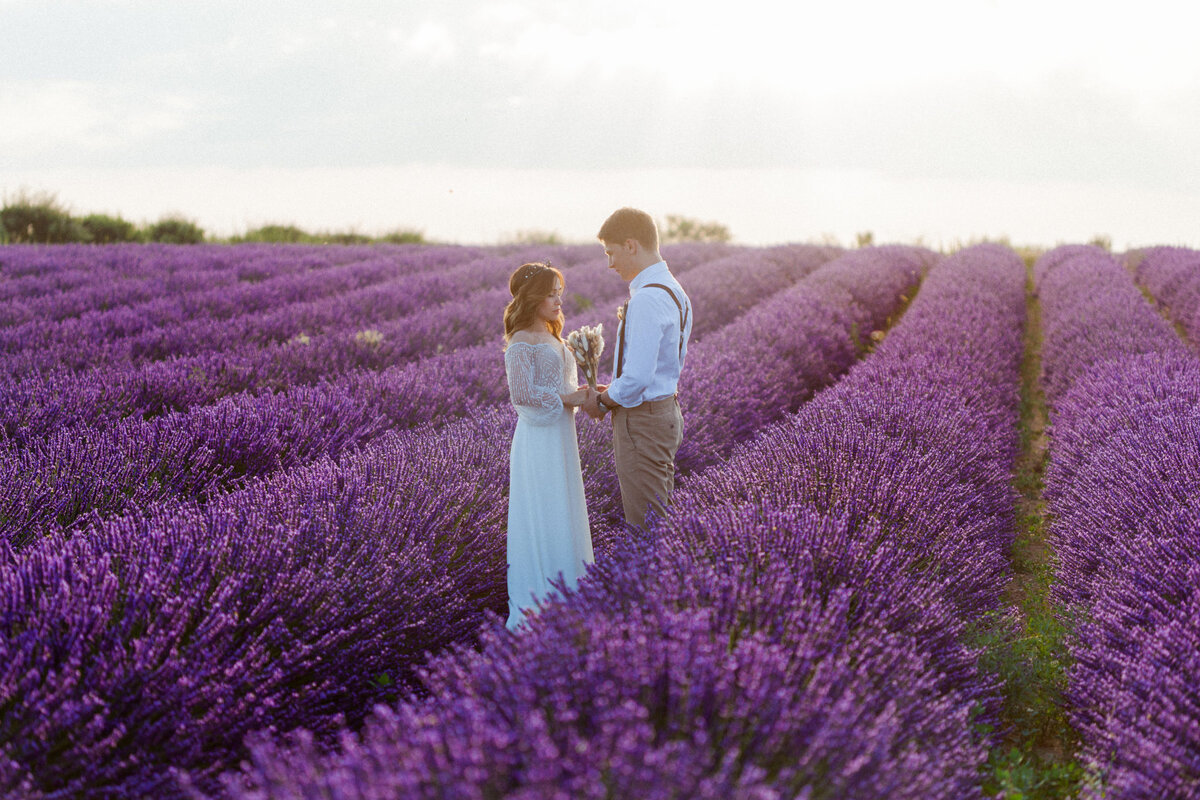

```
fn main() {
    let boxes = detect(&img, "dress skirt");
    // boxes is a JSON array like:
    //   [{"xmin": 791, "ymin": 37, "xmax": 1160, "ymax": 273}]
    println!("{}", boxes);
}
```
[{"xmin": 506, "ymin": 408, "xmax": 594, "ymax": 630}]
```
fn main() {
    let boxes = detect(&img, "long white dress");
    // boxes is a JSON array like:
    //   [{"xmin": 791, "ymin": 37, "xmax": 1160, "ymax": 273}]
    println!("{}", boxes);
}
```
[{"xmin": 504, "ymin": 339, "xmax": 595, "ymax": 630}]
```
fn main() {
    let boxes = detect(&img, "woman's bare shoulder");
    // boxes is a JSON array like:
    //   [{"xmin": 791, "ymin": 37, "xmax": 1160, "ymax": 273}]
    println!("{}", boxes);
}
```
[{"xmin": 508, "ymin": 329, "xmax": 559, "ymax": 347}]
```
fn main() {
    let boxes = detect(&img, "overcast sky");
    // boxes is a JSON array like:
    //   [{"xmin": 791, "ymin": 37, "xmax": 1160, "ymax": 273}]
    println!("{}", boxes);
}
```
[{"xmin": 3, "ymin": 0, "xmax": 1199, "ymax": 247}]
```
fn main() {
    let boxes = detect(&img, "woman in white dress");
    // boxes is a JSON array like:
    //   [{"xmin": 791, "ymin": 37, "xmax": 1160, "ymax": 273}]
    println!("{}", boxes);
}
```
[{"xmin": 502, "ymin": 262, "xmax": 595, "ymax": 630}]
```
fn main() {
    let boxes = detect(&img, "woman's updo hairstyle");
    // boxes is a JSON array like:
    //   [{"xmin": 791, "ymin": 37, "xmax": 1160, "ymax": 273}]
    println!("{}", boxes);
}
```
[{"xmin": 504, "ymin": 261, "xmax": 565, "ymax": 343}]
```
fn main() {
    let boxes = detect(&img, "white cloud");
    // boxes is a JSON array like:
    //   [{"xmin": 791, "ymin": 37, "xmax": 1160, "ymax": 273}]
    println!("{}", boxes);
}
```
[
  {"xmin": 391, "ymin": 20, "xmax": 457, "ymax": 63},
  {"xmin": 3, "ymin": 0, "xmax": 1199, "ymax": 245},
  {"xmin": 0, "ymin": 81, "xmax": 198, "ymax": 153}
]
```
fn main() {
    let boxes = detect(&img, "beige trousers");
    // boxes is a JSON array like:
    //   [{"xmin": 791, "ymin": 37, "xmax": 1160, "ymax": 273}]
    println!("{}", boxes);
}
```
[{"xmin": 611, "ymin": 396, "xmax": 684, "ymax": 528}]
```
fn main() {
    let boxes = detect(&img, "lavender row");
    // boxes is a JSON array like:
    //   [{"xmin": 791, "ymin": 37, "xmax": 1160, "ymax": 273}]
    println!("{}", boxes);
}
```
[
  {"xmin": 1035, "ymin": 245, "xmax": 1200, "ymax": 798},
  {"xmin": 0, "ymin": 245, "xmax": 590, "ymax": 378},
  {"xmin": 0, "ymin": 243, "xmax": 825, "ymax": 446},
  {"xmin": 0, "ymin": 247, "xmax": 248, "ymax": 326},
  {"xmin": 0, "ymin": 417, "xmax": 512, "ymax": 798},
  {"xmin": 0, "ymin": 246, "xmax": 891, "ymax": 798},
  {"xmin": 216, "ymin": 243, "xmax": 1023, "ymax": 799},
  {"xmin": 0, "ymin": 243, "xmax": 316, "ymax": 305},
  {"xmin": 0, "ymin": 240, "xmax": 721, "ymax": 340},
  {"xmin": 0, "ymin": 247, "xmax": 696, "ymax": 544},
  {"xmin": 0, "ymin": 244, "xmax": 479, "ymax": 352},
  {"xmin": 0, "ymin": 245, "xmax": 835, "ymax": 545},
  {"xmin": 0, "ymin": 242, "xmax": 765, "ymax": 443},
  {"xmin": 584, "ymin": 244, "xmax": 933, "ymax": 528},
  {"xmin": 1130, "ymin": 244, "xmax": 1200, "ymax": 350},
  {"xmin": 0, "ymin": 244, "xmax": 452, "ymax": 330},
  {"xmin": 0, "ymin": 249, "xmax": 619, "ymax": 438}
]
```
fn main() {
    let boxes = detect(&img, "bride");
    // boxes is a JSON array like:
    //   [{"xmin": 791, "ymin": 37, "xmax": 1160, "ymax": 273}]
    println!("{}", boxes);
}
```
[{"xmin": 502, "ymin": 261, "xmax": 595, "ymax": 630}]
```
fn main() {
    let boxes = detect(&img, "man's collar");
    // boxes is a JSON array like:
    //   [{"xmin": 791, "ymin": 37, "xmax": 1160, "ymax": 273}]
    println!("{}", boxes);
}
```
[{"xmin": 629, "ymin": 260, "xmax": 668, "ymax": 294}]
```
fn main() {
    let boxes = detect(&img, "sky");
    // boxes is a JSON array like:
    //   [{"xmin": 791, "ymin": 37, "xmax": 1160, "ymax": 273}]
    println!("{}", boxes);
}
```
[{"xmin": 3, "ymin": 0, "xmax": 1199, "ymax": 248}]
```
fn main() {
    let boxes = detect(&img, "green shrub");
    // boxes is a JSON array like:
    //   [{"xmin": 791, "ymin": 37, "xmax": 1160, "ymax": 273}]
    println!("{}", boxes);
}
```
[
  {"xmin": 660, "ymin": 214, "xmax": 731, "ymax": 244},
  {"xmin": 145, "ymin": 215, "xmax": 205, "ymax": 244},
  {"xmin": 378, "ymin": 228, "xmax": 425, "ymax": 244},
  {"xmin": 80, "ymin": 214, "xmax": 141, "ymax": 244},
  {"xmin": 1, "ymin": 190, "xmax": 90, "ymax": 243},
  {"xmin": 318, "ymin": 231, "xmax": 372, "ymax": 245},
  {"xmin": 503, "ymin": 229, "xmax": 563, "ymax": 245},
  {"xmin": 236, "ymin": 224, "xmax": 310, "ymax": 243}
]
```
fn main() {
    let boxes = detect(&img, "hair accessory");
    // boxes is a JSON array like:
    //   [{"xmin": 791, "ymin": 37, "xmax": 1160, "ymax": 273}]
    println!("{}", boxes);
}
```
[{"xmin": 514, "ymin": 262, "xmax": 551, "ymax": 293}]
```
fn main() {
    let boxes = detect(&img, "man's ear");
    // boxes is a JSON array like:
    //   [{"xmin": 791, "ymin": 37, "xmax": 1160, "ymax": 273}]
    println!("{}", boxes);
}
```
[{"xmin": 624, "ymin": 238, "xmax": 639, "ymax": 255}]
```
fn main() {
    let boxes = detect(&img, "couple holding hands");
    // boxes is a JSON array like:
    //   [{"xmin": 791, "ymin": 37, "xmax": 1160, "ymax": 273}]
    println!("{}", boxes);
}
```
[{"xmin": 502, "ymin": 207, "xmax": 693, "ymax": 630}]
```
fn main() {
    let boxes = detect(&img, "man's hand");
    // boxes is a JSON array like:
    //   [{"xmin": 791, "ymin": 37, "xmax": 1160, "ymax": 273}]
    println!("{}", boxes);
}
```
[{"xmin": 582, "ymin": 387, "xmax": 606, "ymax": 420}]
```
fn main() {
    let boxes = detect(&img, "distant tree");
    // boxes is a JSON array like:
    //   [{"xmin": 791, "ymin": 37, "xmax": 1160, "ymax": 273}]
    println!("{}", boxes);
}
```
[
  {"xmin": 660, "ymin": 215, "xmax": 731, "ymax": 244},
  {"xmin": 378, "ymin": 228, "xmax": 426, "ymax": 244},
  {"xmin": 319, "ymin": 231, "xmax": 373, "ymax": 245},
  {"xmin": 1088, "ymin": 234, "xmax": 1112, "ymax": 252},
  {"xmin": 237, "ymin": 224, "xmax": 310, "ymax": 243},
  {"xmin": 80, "ymin": 213, "xmax": 141, "ymax": 244},
  {"xmin": 855, "ymin": 230, "xmax": 875, "ymax": 248},
  {"xmin": 1, "ymin": 190, "xmax": 89, "ymax": 243},
  {"xmin": 146, "ymin": 215, "xmax": 205, "ymax": 244},
  {"xmin": 503, "ymin": 230, "xmax": 563, "ymax": 245}
]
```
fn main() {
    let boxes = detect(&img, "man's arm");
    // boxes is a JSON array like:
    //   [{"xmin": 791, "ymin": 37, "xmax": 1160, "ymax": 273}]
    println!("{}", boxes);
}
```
[{"xmin": 605, "ymin": 293, "xmax": 669, "ymax": 408}]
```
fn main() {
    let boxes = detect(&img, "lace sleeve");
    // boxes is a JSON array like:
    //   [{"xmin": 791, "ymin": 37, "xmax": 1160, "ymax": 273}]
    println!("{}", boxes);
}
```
[{"xmin": 505, "ymin": 343, "xmax": 564, "ymax": 426}]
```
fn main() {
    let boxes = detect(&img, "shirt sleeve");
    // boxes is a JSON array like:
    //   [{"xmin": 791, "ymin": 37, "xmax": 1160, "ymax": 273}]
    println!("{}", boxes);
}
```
[
  {"xmin": 505, "ymin": 344, "xmax": 564, "ymax": 426},
  {"xmin": 607, "ymin": 292, "xmax": 670, "ymax": 407}
]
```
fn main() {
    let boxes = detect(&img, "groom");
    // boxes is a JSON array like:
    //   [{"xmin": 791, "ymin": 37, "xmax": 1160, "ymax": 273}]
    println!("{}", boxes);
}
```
[{"xmin": 583, "ymin": 207, "xmax": 693, "ymax": 529}]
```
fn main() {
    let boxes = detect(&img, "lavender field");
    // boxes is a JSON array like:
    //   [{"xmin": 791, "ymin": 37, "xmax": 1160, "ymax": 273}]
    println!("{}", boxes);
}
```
[{"xmin": 2, "ymin": 241, "xmax": 1198, "ymax": 799}]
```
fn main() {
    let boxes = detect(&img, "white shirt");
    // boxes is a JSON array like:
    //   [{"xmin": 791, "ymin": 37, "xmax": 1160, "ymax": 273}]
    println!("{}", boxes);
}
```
[{"xmin": 607, "ymin": 261, "xmax": 692, "ymax": 407}]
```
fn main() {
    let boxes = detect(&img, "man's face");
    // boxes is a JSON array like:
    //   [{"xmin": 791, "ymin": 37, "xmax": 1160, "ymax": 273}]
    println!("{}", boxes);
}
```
[{"xmin": 602, "ymin": 239, "xmax": 639, "ymax": 281}]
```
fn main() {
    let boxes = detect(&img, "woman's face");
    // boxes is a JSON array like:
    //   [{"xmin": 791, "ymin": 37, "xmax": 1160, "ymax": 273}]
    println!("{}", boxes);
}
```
[{"xmin": 536, "ymin": 278, "xmax": 564, "ymax": 325}]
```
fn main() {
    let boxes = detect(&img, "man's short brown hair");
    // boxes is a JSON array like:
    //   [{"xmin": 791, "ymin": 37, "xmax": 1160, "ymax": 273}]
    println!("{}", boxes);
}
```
[{"xmin": 597, "ymin": 207, "xmax": 659, "ymax": 251}]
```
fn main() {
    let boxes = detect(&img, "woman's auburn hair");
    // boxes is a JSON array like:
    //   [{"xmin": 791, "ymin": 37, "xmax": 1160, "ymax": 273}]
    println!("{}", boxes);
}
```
[{"xmin": 504, "ymin": 262, "xmax": 565, "ymax": 343}]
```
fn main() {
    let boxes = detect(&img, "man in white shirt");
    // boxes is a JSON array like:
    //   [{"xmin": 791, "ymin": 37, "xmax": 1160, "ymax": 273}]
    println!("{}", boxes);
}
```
[{"xmin": 583, "ymin": 208, "xmax": 693, "ymax": 528}]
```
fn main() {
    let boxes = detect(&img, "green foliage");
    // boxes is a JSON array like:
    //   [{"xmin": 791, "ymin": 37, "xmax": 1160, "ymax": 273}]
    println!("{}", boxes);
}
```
[
  {"xmin": 318, "ymin": 231, "xmax": 373, "ymax": 245},
  {"xmin": 854, "ymin": 230, "xmax": 875, "ymax": 248},
  {"xmin": 0, "ymin": 190, "xmax": 438, "ymax": 248},
  {"xmin": 1086, "ymin": 234, "xmax": 1112, "ymax": 252},
  {"xmin": 984, "ymin": 746, "xmax": 1088, "ymax": 800},
  {"xmin": 232, "ymin": 225, "xmax": 425, "ymax": 245},
  {"xmin": 80, "ymin": 214, "xmax": 141, "ymax": 244},
  {"xmin": 503, "ymin": 230, "xmax": 563, "ymax": 245},
  {"xmin": 236, "ymin": 224, "xmax": 310, "ymax": 244},
  {"xmin": 378, "ymin": 228, "xmax": 425, "ymax": 244},
  {"xmin": 1, "ymin": 190, "xmax": 90, "ymax": 243},
  {"xmin": 145, "ymin": 215, "xmax": 205, "ymax": 244},
  {"xmin": 976, "ymin": 264, "xmax": 1082, "ymax": 799},
  {"xmin": 660, "ymin": 214, "xmax": 731, "ymax": 244}
]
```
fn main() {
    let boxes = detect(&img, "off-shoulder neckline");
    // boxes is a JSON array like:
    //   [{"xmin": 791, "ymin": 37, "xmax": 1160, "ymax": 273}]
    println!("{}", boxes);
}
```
[{"xmin": 506, "ymin": 339, "xmax": 564, "ymax": 352}]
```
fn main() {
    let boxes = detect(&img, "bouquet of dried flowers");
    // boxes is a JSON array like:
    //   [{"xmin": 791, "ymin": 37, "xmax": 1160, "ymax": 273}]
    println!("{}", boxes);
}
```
[{"xmin": 565, "ymin": 323, "xmax": 605, "ymax": 390}]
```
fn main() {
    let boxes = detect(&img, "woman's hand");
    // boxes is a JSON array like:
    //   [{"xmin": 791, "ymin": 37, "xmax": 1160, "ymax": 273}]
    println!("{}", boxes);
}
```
[{"xmin": 561, "ymin": 387, "xmax": 591, "ymax": 408}]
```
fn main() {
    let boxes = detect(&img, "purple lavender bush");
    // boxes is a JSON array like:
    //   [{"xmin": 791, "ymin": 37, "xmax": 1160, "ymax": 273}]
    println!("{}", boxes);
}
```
[
  {"xmin": 1036, "ymin": 245, "xmax": 1200, "ymax": 798},
  {"xmin": 214, "ymin": 505, "xmax": 995, "ymax": 800},
  {"xmin": 0, "ymin": 245, "xmax": 491, "ymax": 376},
  {"xmin": 0, "ymin": 243, "xmax": 851, "ymax": 796},
  {"xmin": 674, "ymin": 244, "xmax": 929, "ymax": 475},
  {"xmin": 1, "ymin": 244, "xmax": 836, "ymax": 548},
  {"xmin": 0, "ymin": 412, "xmax": 514, "ymax": 798},
  {"xmin": 208, "ymin": 244, "xmax": 1024, "ymax": 799},
  {"xmin": 0, "ymin": 241, "xmax": 763, "ymax": 444},
  {"xmin": 1130, "ymin": 244, "xmax": 1200, "ymax": 350}
]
